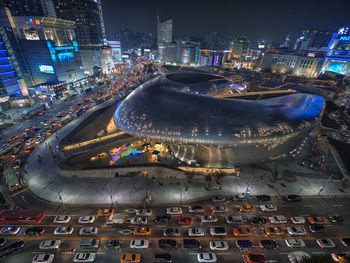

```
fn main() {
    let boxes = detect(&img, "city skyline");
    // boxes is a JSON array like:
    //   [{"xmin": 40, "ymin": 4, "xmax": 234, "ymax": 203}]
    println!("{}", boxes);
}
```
[{"xmin": 102, "ymin": 0, "xmax": 350, "ymax": 41}]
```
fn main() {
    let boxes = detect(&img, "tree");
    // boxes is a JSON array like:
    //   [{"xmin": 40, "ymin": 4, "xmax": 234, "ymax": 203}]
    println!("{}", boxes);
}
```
[{"xmin": 300, "ymin": 254, "xmax": 336, "ymax": 263}]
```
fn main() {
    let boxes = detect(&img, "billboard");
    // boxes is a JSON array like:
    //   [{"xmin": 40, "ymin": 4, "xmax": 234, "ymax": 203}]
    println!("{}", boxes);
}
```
[
  {"xmin": 24, "ymin": 28, "xmax": 39, "ymax": 40},
  {"xmin": 39, "ymin": 65, "xmax": 55, "ymax": 74},
  {"xmin": 327, "ymin": 62, "xmax": 347, "ymax": 73}
]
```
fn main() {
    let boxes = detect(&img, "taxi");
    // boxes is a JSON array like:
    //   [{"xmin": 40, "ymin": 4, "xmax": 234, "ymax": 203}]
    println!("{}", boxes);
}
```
[
  {"xmin": 120, "ymin": 253, "xmax": 141, "ymax": 263},
  {"xmin": 133, "ymin": 226, "xmax": 151, "ymax": 236},
  {"xmin": 238, "ymin": 205, "xmax": 255, "ymax": 212},
  {"xmin": 98, "ymin": 209, "xmax": 114, "ymax": 216},
  {"xmin": 307, "ymin": 216, "xmax": 328, "ymax": 224},
  {"xmin": 233, "ymin": 227, "xmax": 252, "ymax": 236},
  {"xmin": 265, "ymin": 226, "xmax": 284, "ymax": 235}
]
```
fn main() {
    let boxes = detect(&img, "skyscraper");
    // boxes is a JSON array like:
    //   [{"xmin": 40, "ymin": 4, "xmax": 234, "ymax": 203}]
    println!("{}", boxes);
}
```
[
  {"xmin": 52, "ymin": 0, "xmax": 107, "ymax": 74},
  {"xmin": 157, "ymin": 15, "xmax": 172, "ymax": 46},
  {"xmin": 0, "ymin": 0, "xmax": 44, "ymax": 16},
  {"xmin": 294, "ymin": 29, "xmax": 333, "ymax": 51}
]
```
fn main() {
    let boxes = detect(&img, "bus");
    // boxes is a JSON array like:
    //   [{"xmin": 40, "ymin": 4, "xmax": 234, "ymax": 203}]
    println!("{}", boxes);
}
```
[
  {"xmin": 0, "ymin": 210, "xmax": 45, "ymax": 224},
  {"xmin": 5, "ymin": 168, "xmax": 22, "ymax": 192}
]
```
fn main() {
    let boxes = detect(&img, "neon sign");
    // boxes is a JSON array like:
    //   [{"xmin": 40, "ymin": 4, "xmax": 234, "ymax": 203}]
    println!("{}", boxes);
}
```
[
  {"xmin": 110, "ymin": 146, "xmax": 141, "ymax": 165},
  {"xmin": 25, "ymin": 18, "xmax": 40, "ymax": 25},
  {"xmin": 339, "ymin": 36, "xmax": 350, "ymax": 41},
  {"xmin": 39, "ymin": 65, "xmax": 55, "ymax": 74}
]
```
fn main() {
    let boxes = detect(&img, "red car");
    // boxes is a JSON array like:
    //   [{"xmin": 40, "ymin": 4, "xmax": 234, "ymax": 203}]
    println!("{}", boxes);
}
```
[
  {"xmin": 178, "ymin": 217, "xmax": 192, "ymax": 225},
  {"xmin": 246, "ymin": 253, "xmax": 266, "ymax": 263}
]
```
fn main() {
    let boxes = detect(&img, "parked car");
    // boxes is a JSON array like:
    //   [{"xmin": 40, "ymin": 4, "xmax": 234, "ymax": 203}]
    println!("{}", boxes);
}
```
[
  {"xmin": 316, "ymin": 239, "xmax": 336, "ymax": 248},
  {"xmin": 136, "ymin": 209, "xmax": 152, "ymax": 216},
  {"xmin": 105, "ymin": 240, "xmax": 120, "ymax": 249},
  {"xmin": 73, "ymin": 252, "xmax": 96, "ymax": 262},
  {"xmin": 78, "ymin": 216, "xmax": 95, "ymax": 224},
  {"xmin": 130, "ymin": 239, "xmax": 149, "ymax": 249},
  {"xmin": 32, "ymin": 253, "xmax": 54, "ymax": 263},
  {"xmin": 79, "ymin": 227, "xmax": 98, "ymax": 236},
  {"xmin": 0, "ymin": 226, "xmax": 20, "ymax": 235},
  {"xmin": 236, "ymin": 240, "xmax": 252, "ymax": 248},
  {"xmin": 284, "ymin": 195, "xmax": 302, "ymax": 202},
  {"xmin": 54, "ymin": 227, "xmax": 73, "ymax": 235},
  {"xmin": 287, "ymin": 226, "xmax": 307, "ymax": 236},
  {"xmin": 259, "ymin": 240, "xmax": 278, "ymax": 249},
  {"xmin": 158, "ymin": 239, "xmax": 177, "ymax": 250},
  {"xmin": 39, "ymin": 240, "xmax": 61, "ymax": 249},
  {"xmin": 154, "ymin": 215, "xmax": 171, "ymax": 223},
  {"xmin": 166, "ymin": 207, "xmax": 182, "ymax": 215},
  {"xmin": 154, "ymin": 253, "xmax": 172, "ymax": 263},
  {"xmin": 256, "ymin": 195, "xmax": 271, "ymax": 202},
  {"xmin": 164, "ymin": 228, "xmax": 180, "ymax": 237},
  {"xmin": 188, "ymin": 206, "xmax": 203, "ymax": 213},
  {"xmin": 197, "ymin": 252, "xmax": 217, "ymax": 263},
  {"xmin": 285, "ymin": 239, "xmax": 306, "ymax": 248},
  {"xmin": 209, "ymin": 241, "xmax": 228, "ymax": 251},
  {"xmin": 211, "ymin": 195, "xmax": 225, "ymax": 202},
  {"xmin": 246, "ymin": 253, "xmax": 266, "ymax": 263},
  {"xmin": 130, "ymin": 217, "xmax": 147, "ymax": 225},
  {"xmin": 25, "ymin": 227, "xmax": 44, "ymax": 236},
  {"xmin": 53, "ymin": 215, "xmax": 71, "ymax": 224},
  {"xmin": 188, "ymin": 228, "xmax": 204, "ymax": 237},
  {"xmin": 209, "ymin": 227, "xmax": 226, "ymax": 236},
  {"xmin": 290, "ymin": 216, "xmax": 305, "ymax": 224},
  {"xmin": 201, "ymin": 215, "xmax": 217, "ymax": 223},
  {"xmin": 260, "ymin": 204, "xmax": 277, "ymax": 212}
]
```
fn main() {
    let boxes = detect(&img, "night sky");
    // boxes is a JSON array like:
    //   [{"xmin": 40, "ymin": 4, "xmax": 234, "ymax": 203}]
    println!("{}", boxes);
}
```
[{"xmin": 102, "ymin": 0, "xmax": 350, "ymax": 41}]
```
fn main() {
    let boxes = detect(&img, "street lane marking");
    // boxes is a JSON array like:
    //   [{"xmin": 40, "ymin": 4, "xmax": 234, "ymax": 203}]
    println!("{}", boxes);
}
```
[
  {"xmin": 303, "ymin": 205, "xmax": 314, "ymax": 207},
  {"xmin": 332, "ymin": 204, "xmax": 344, "ymax": 207}
]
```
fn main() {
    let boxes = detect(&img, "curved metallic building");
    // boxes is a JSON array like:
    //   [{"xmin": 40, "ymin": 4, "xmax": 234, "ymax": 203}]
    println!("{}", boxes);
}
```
[{"xmin": 113, "ymin": 72, "xmax": 325, "ymax": 168}]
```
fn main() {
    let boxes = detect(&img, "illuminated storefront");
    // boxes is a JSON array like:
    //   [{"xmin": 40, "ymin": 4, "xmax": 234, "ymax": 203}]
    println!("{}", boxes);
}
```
[{"xmin": 322, "ymin": 26, "xmax": 350, "ymax": 76}]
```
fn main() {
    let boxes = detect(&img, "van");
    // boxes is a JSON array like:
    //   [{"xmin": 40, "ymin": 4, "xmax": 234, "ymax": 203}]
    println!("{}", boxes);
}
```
[
  {"xmin": 183, "ymin": 239, "xmax": 201, "ymax": 250},
  {"xmin": 79, "ymin": 239, "xmax": 99, "ymax": 249}
]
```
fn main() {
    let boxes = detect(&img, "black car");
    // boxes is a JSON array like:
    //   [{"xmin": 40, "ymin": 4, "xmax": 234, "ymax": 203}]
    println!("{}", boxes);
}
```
[
  {"xmin": 259, "ymin": 240, "xmax": 278, "ymax": 249},
  {"xmin": 158, "ymin": 239, "xmax": 177, "ymax": 250},
  {"xmin": 0, "ymin": 241, "xmax": 24, "ymax": 257},
  {"xmin": 284, "ymin": 194, "xmax": 302, "ymax": 202},
  {"xmin": 105, "ymin": 240, "xmax": 120, "ymax": 249},
  {"xmin": 25, "ymin": 227, "xmax": 44, "ymax": 236},
  {"xmin": 256, "ymin": 195, "xmax": 271, "ymax": 202},
  {"xmin": 0, "ymin": 238, "xmax": 6, "ymax": 247},
  {"xmin": 155, "ymin": 215, "xmax": 171, "ymax": 223},
  {"xmin": 341, "ymin": 238, "xmax": 350, "ymax": 247},
  {"xmin": 249, "ymin": 216, "xmax": 267, "ymax": 225},
  {"xmin": 309, "ymin": 225, "xmax": 325, "ymax": 233},
  {"xmin": 328, "ymin": 215, "xmax": 344, "ymax": 223},
  {"xmin": 154, "ymin": 253, "xmax": 172, "ymax": 263},
  {"xmin": 164, "ymin": 228, "xmax": 180, "ymax": 237},
  {"xmin": 183, "ymin": 239, "xmax": 201, "ymax": 250}
]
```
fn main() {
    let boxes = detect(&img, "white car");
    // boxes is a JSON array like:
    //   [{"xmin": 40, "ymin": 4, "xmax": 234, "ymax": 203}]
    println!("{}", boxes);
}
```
[
  {"xmin": 39, "ymin": 240, "xmax": 62, "ymax": 249},
  {"xmin": 54, "ymin": 226, "xmax": 74, "ymax": 235},
  {"xmin": 212, "ymin": 206, "xmax": 228, "ymax": 213},
  {"xmin": 288, "ymin": 251, "xmax": 310, "ymax": 263},
  {"xmin": 0, "ymin": 226, "xmax": 21, "ymax": 235},
  {"xmin": 210, "ymin": 227, "xmax": 226, "ymax": 236},
  {"xmin": 78, "ymin": 216, "xmax": 95, "ymax": 224},
  {"xmin": 260, "ymin": 204, "xmax": 277, "ymax": 212},
  {"xmin": 130, "ymin": 217, "xmax": 147, "ymax": 225},
  {"xmin": 269, "ymin": 215, "xmax": 287, "ymax": 224},
  {"xmin": 211, "ymin": 195, "xmax": 225, "ymax": 202},
  {"xmin": 226, "ymin": 215, "xmax": 243, "ymax": 224},
  {"xmin": 287, "ymin": 226, "xmax": 307, "ymax": 236},
  {"xmin": 209, "ymin": 241, "xmax": 229, "ymax": 251},
  {"xmin": 290, "ymin": 216, "xmax": 305, "ymax": 224},
  {"xmin": 285, "ymin": 239, "xmax": 306, "ymax": 248},
  {"xmin": 188, "ymin": 228, "xmax": 204, "ymax": 237},
  {"xmin": 316, "ymin": 239, "xmax": 336, "ymax": 248},
  {"xmin": 201, "ymin": 215, "xmax": 217, "ymax": 223},
  {"xmin": 130, "ymin": 239, "xmax": 149, "ymax": 248},
  {"xmin": 197, "ymin": 252, "xmax": 217, "ymax": 262},
  {"xmin": 79, "ymin": 227, "xmax": 98, "ymax": 235},
  {"xmin": 73, "ymin": 252, "xmax": 96, "ymax": 262},
  {"xmin": 136, "ymin": 209, "xmax": 152, "ymax": 216},
  {"xmin": 166, "ymin": 207, "xmax": 182, "ymax": 215},
  {"xmin": 188, "ymin": 206, "xmax": 204, "ymax": 213},
  {"xmin": 53, "ymin": 215, "xmax": 71, "ymax": 224},
  {"xmin": 32, "ymin": 253, "xmax": 54, "ymax": 263}
]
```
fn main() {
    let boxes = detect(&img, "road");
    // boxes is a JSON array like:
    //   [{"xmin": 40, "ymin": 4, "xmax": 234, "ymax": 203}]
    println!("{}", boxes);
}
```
[{"xmin": 2, "ymin": 195, "xmax": 350, "ymax": 263}]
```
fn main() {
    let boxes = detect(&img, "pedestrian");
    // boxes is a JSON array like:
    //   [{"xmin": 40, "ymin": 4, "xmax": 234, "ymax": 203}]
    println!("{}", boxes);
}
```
[{"xmin": 56, "ymin": 135, "xmax": 59, "ymax": 140}]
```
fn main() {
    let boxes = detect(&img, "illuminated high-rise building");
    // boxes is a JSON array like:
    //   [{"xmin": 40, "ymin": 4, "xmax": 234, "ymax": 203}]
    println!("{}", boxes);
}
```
[{"xmin": 157, "ymin": 15, "xmax": 172, "ymax": 46}]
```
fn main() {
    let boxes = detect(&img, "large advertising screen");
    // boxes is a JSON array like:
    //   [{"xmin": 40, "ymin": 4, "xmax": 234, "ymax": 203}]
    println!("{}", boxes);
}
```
[
  {"xmin": 24, "ymin": 28, "xmax": 39, "ymax": 40},
  {"xmin": 39, "ymin": 65, "xmax": 55, "ymax": 74},
  {"xmin": 327, "ymin": 62, "xmax": 346, "ymax": 73}
]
